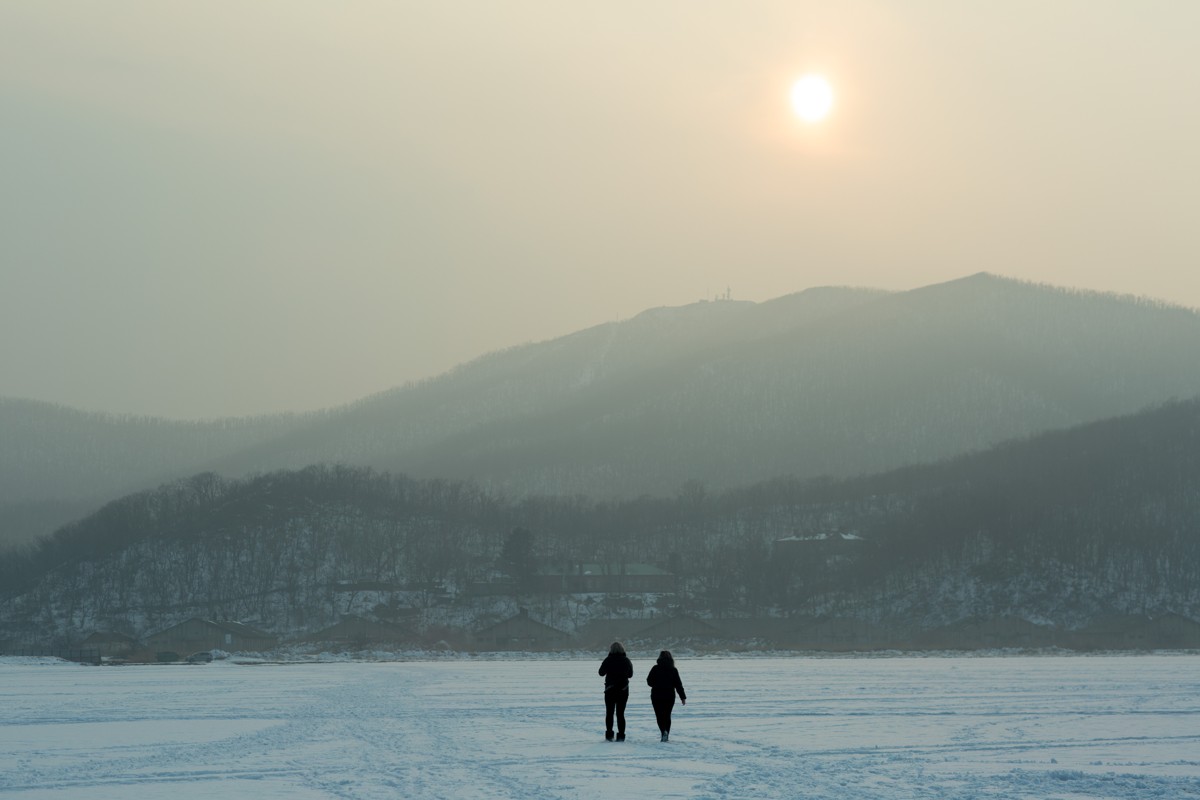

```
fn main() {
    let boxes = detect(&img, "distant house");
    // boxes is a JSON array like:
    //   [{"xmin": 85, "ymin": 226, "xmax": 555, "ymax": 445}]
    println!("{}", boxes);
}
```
[
  {"xmin": 576, "ymin": 617, "xmax": 660, "ymax": 649},
  {"xmin": 474, "ymin": 609, "xmax": 571, "ymax": 650},
  {"xmin": 1070, "ymin": 614, "xmax": 1154, "ymax": 650},
  {"xmin": 145, "ymin": 619, "xmax": 277, "ymax": 655},
  {"xmin": 774, "ymin": 532, "xmax": 864, "ymax": 557},
  {"xmin": 533, "ymin": 563, "xmax": 676, "ymax": 594},
  {"xmin": 80, "ymin": 631, "xmax": 138, "ymax": 658},
  {"xmin": 914, "ymin": 617, "xmax": 1057, "ymax": 650},
  {"xmin": 792, "ymin": 617, "xmax": 893, "ymax": 650},
  {"xmin": 1146, "ymin": 612, "xmax": 1200, "ymax": 648},
  {"xmin": 465, "ymin": 580, "xmax": 517, "ymax": 597},
  {"xmin": 711, "ymin": 616, "xmax": 813, "ymax": 644},
  {"xmin": 299, "ymin": 616, "xmax": 415, "ymax": 647},
  {"xmin": 632, "ymin": 614, "xmax": 723, "ymax": 643}
]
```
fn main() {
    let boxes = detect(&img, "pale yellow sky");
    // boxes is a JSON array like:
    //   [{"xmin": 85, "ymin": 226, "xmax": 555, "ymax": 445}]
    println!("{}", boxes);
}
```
[{"xmin": 3, "ymin": 1, "xmax": 1199, "ymax": 417}]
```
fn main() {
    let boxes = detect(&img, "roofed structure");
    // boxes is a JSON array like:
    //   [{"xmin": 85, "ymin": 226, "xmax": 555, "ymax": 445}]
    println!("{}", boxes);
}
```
[
  {"xmin": 576, "ymin": 617, "xmax": 659, "ymax": 649},
  {"xmin": 914, "ymin": 616, "xmax": 1057, "ymax": 650},
  {"xmin": 631, "ymin": 614, "xmax": 723, "ymax": 643},
  {"xmin": 533, "ymin": 563, "xmax": 675, "ymax": 594},
  {"xmin": 145, "ymin": 618, "xmax": 277, "ymax": 655},
  {"xmin": 81, "ymin": 631, "xmax": 138, "ymax": 657},
  {"xmin": 299, "ymin": 616, "xmax": 415, "ymax": 647},
  {"xmin": 474, "ymin": 609, "xmax": 571, "ymax": 650},
  {"xmin": 792, "ymin": 617, "xmax": 894, "ymax": 650}
]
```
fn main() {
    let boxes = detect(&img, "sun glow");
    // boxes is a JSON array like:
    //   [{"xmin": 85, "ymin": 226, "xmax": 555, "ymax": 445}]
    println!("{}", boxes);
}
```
[{"xmin": 790, "ymin": 74, "xmax": 834, "ymax": 123}]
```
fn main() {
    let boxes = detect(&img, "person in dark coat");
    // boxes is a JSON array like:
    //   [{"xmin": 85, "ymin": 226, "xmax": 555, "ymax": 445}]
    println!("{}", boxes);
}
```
[
  {"xmin": 598, "ymin": 641, "xmax": 633, "ymax": 741},
  {"xmin": 646, "ymin": 649, "xmax": 686, "ymax": 741}
]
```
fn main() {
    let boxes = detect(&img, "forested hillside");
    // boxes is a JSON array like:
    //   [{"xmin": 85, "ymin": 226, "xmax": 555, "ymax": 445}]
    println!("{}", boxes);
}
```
[{"xmin": 4, "ymin": 398, "xmax": 1200, "ymax": 645}]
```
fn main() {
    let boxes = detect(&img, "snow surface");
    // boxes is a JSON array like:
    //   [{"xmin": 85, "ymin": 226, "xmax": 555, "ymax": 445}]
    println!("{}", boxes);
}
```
[{"xmin": 3, "ymin": 653, "xmax": 1200, "ymax": 799}]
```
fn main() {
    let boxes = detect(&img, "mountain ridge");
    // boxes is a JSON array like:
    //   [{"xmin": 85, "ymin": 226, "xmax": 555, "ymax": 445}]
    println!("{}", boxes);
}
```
[{"xmin": 5, "ymin": 273, "xmax": 1200, "ymax": 544}]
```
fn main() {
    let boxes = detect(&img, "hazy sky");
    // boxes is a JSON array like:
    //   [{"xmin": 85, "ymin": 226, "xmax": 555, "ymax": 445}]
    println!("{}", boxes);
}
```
[{"xmin": 3, "ymin": 1, "xmax": 1199, "ymax": 419}]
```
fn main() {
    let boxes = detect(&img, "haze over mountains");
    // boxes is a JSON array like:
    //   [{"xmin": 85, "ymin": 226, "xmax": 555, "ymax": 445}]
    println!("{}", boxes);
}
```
[
  {"xmin": 0, "ymin": 400, "xmax": 306, "ymax": 547},
  {"xmin": 5, "ymin": 272, "xmax": 1200, "ymax": 547}
]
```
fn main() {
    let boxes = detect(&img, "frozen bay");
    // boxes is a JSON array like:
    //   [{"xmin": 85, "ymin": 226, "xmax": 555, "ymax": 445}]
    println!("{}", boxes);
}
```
[{"xmin": 3, "ymin": 654, "xmax": 1200, "ymax": 799}]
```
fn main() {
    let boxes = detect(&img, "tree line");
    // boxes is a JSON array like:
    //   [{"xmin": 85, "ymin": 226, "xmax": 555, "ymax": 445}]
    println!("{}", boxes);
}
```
[{"xmin": 4, "ymin": 399, "xmax": 1200, "ymax": 640}]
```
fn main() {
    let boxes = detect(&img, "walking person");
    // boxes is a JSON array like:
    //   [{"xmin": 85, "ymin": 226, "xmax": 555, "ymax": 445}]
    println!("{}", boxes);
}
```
[
  {"xmin": 646, "ymin": 650, "xmax": 686, "ymax": 741},
  {"xmin": 598, "ymin": 641, "xmax": 633, "ymax": 741}
]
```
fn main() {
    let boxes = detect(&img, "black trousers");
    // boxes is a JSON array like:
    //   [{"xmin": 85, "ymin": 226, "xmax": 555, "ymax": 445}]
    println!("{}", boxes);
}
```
[
  {"xmin": 651, "ymin": 690, "xmax": 676, "ymax": 733},
  {"xmin": 604, "ymin": 687, "xmax": 628, "ymax": 733}
]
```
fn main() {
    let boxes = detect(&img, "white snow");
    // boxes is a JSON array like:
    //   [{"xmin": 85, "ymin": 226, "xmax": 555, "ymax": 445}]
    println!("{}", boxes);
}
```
[{"xmin": 3, "ymin": 653, "xmax": 1199, "ymax": 799}]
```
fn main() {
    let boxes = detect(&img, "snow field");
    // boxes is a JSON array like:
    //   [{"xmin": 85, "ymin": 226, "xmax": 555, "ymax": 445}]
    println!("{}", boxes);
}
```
[{"xmin": 2, "ymin": 654, "xmax": 1200, "ymax": 799}]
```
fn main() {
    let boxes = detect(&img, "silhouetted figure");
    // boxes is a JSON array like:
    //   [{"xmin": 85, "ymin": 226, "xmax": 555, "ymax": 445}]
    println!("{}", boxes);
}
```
[
  {"xmin": 646, "ymin": 650, "xmax": 686, "ymax": 741},
  {"xmin": 598, "ymin": 641, "xmax": 633, "ymax": 741}
]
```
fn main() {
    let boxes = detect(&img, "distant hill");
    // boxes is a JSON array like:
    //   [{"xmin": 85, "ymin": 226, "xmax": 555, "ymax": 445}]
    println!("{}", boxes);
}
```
[
  {"xmin": 4, "ymin": 398, "xmax": 1200, "ymax": 644},
  {"xmin": 208, "ymin": 284, "xmax": 890, "ymax": 490},
  {"xmin": 209, "ymin": 273, "xmax": 1200, "ymax": 496},
  {"xmin": 0, "ymin": 398, "xmax": 304, "ymax": 546},
  {"xmin": 7, "ymin": 272, "xmax": 1200, "ymax": 545}
]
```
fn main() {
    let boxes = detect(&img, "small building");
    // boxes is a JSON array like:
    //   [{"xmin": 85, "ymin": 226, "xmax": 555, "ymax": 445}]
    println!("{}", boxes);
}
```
[
  {"xmin": 711, "ymin": 616, "xmax": 812, "ymax": 644},
  {"xmin": 145, "ymin": 618, "xmax": 277, "ymax": 655},
  {"xmin": 1070, "ymin": 614, "xmax": 1155, "ymax": 650},
  {"xmin": 80, "ymin": 631, "xmax": 138, "ymax": 658},
  {"xmin": 631, "ymin": 614, "xmax": 724, "ymax": 643},
  {"xmin": 774, "ymin": 532, "xmax": 864, "ymax": 557},
  {"xmin": 914, "ymin": 617, "xmax": 1057, "ymax": 650},
  {"xmin": 299, "ymin": 616, "xmax": 415, "ymax": 648},
  {"xmin": 1146, "ymin": 613, "xmax": 1200, "ymax": 649},
  {"xmin": 576, "ymin": 617, "xmax": 660, "ymax": 649},
  {"xmin": 465, "ymin": 580, "xmax": 517, "ymax": 597},
  {"xmin": 474, "ymin": 609, "xmax": 571, "ymax": 650},
  {"xmin": 534, "ymin": 563, "xmax": 676, "ymax": 594},
  {"xmin": 792, "ymin": 617, "xmax": 893, "ymax": 650}
]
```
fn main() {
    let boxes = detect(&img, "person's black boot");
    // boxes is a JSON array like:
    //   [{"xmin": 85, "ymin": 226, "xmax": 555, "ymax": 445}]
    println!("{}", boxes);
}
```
[
  {"xmin": 615, "ymin": 732, "xmax": 625, "ymax": 742},
  {"xmin": 605, "ymin": 730, "xmax": 614, "ymax": 741},
  {"xmin": 661, "ymin": 731, "xmax": 669, "ymax": 742}
]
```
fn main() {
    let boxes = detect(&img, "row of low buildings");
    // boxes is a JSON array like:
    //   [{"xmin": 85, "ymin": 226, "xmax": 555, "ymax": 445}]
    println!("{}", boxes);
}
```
[
  {"xmin": 532, "ymin": 563, "xmax": 677, "ymax": 594},
  {"xmin": 519, "ymin": 547, "xmax": 858, "ymax": 595},
  {"xmin": 78, "ymin": 609, "xmax": 1200, "ymax": 658},
  {"xmin": 477, "ymin": 610, "xmax": 1200, "ymax": 651},
  {"xmin": 82, "ymin": 618, "xmax": 280, "ymax": 660},
  {"xmin": 467, "ymin": 563, "xmax": 678, "ymax": 597}
]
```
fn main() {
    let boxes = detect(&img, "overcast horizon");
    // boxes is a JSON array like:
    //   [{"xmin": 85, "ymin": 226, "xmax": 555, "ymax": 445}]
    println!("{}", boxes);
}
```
[{"xmin": 4, "ymin": 2, "xmax": 1199, "ymax": 420}]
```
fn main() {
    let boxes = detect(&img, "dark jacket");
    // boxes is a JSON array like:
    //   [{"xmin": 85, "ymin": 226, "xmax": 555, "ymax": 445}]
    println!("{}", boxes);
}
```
[
  {"xmin": 598, "ymin": 653, "xmax": 634, "ymax": 692},
  {"xmin": 646, "ymin": 663, "xmax": 686, "ymax": 702}
]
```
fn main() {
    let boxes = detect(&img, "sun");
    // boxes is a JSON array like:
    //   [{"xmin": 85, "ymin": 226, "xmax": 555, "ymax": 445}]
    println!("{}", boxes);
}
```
[{"xmin": 790, "ymin": 74, "xmax": 834, "ymax": 123}]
